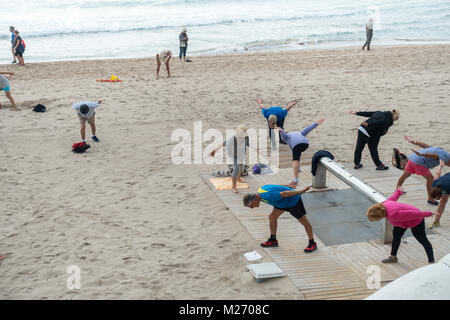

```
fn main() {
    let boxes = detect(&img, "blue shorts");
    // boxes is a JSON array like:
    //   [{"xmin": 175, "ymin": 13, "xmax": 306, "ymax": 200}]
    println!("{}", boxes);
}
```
[{"xmin": 1, "ymin": 86, "xmax": 10, "ymax": 92}]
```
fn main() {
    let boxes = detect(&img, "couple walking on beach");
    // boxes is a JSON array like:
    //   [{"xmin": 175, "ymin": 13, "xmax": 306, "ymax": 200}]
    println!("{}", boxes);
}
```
[{"xmin": 9, "ymin": 26, "xmax": 25, "ymax": 66}]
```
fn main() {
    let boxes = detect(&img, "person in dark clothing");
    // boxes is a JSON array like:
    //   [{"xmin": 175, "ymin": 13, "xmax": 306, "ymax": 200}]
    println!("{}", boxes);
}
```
[
  {"xmin": 362, "ymin": 17, "xmax": 374, "ymax": 51},
  {"xmin": 13, "ymin": 30, "xmax": 25, "ymax": 66},
  {"xmin": 349, "ymin": 109, "xmax": 399, "ymax": 170},
  {"xmin": 179, "ymin": 28, "xmax": 188, "ymax": 62}
]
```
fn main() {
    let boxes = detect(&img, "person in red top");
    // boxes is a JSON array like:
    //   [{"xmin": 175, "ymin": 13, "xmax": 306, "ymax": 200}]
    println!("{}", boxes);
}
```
[{"xmin": 366, "ymin": 188, "xmax": 440, "ymax": 264}]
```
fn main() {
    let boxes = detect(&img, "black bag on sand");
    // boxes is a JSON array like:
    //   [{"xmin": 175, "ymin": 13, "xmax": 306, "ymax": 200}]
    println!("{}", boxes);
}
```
[
  {"xmin": 392, "ymin": 148, "xmax": 408, "ymax": 170},
  {"xmin": 33, "ymin": 104, "xmax": 46, "ymax": 112}
]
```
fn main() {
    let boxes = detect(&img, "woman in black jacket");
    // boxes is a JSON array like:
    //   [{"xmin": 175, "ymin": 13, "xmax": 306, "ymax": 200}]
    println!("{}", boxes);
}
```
[{"xmin": 349, "ymin": 109, "xmax": 399, "ymax": 170}]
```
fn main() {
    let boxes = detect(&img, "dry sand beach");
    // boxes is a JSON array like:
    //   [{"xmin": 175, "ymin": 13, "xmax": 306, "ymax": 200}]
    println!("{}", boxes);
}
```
[{"xmin": 0, "ymin": 44, "xmax": 449, "ymax": 299}]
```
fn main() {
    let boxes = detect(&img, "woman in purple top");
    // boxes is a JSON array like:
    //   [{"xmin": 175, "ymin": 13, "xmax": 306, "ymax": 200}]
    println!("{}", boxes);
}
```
[{"xmin": 275, "ymin": 119, "xmax": 324, "ymax": 186}]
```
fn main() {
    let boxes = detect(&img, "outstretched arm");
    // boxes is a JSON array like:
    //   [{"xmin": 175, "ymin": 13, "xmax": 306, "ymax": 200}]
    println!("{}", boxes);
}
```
[
  {"xmin": 349, "ymin": 111, "xmax": 377, "ymax": 117},
  {"xmin": 301, "ymin": 119, "xmax": 324, "ymax": 136},
  {"xmin": 0, "ymin": 72, "xmax": 14, "ymax": 75},
  {"xmin": 404, "ymin": 136, "xmax": 431, "ymax": 149},
  {"xmin": 386, "ymin": 188, "xmax": 404, "ymax": 202},
  {"xmin": 256, "ymin": 99, "xmax": 265, "ymax": 109},
  {"xmin": 280, "ymin": 186, "xmax": 312, "ymax": 198},
  {"xmin": 285, "ymin": 101, "xmax": 297, "ymax": 112}
]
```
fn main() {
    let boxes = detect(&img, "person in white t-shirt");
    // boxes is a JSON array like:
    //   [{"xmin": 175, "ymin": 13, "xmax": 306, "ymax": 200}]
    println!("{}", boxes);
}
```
[
  {"xmin": 362, "ymin": 17, "xmax": 374, "ymax": 51},
  {"xmin": 156, "ymin": 50, "xmax": 172, "ymax": 79}
]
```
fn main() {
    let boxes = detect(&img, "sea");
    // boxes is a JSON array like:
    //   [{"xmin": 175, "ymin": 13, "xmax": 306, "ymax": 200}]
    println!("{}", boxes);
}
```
[{"xmin": 1, "ymin": 0, "xmax": 449, "ymax": 63}]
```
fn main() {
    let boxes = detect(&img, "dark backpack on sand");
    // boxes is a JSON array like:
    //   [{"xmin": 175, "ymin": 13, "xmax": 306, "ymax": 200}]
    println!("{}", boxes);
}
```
[{"xmin": 392, "ymin": 148, "xmax": 408, "ymax": 170}]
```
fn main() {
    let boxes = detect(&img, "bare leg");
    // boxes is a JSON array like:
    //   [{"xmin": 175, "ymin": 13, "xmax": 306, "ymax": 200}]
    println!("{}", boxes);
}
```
[
  {"xmin": 80, "ymin": 124, "xmax": 86, "ymax": 141},
  {"xmin": 293, "ymin": 160, "xmax": 300, "ymax": 180},
  {"xmin": 12, "ymin": 48, "xmax": 16, "ymax": 62},
  {"xmin": 298, "ymin": 216, "xmax": 314, "ymax": 240},
  {"xmin": 90, "ymin": 123, "xmax": 96, "ymax": 136},
  {"xmin": 165, "ymin": 61, "xmax": 171, "ymax": 78},
  {"xmin": 425, "ymin": 175, "xmax": 435, "ymax": 202},
  {"xmin": 5, "ymin": 91, "xmax": 17, "ymax": 110},
  {"xmin": 396, "ymin": 171, "xmax": 412, "ymax": 189},
  {"xmin": 156, "ymin": 54, "xmax": 161, "ymax": 79},
  {"xmin": 433, "ymin": 195, "xmax": 448, "ymax": 225},
  {"xmin": 269, "ymin": 208, "xmax": 285, "ymax": 236}
]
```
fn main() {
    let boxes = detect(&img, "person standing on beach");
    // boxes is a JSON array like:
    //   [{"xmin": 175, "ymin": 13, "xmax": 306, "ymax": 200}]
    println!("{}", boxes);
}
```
[
  {"xmin": 210, "ymin": 125, "xmax": 249, "ymax": 194},
  {"xmin": 350, "ymin": 109, "xmax": 399, "ymax": 170},
  {"xmin": 243, "ymin": 184, "xmax": 318, "ymax": 252},
  {"xmin": 0, "ymin": 72, "xmax": 17, "ymax": 110},
  {"xmin": 10, "ymin": 26, "xmax": 17, "ymax": 64},
  {"xmin": 362, "ymin": 17, "xmax": 374, "ymax": 51},
  {"xmin": 73, "ymin": 100, "xmax": 103, "ymax": 142},
  {"xmin": 275, "ymin": 119, "xmax": 324, "ymax": 186},
  {"xmin": 429, "ymin": 173, "xmax": 450, "ymax": 229},
  {"xmin": 256, "ymin": 99, "xmax": 297, "ymax": 143},
  {"xmin": 179, "ymin": 28, "xmax": 188, "ymax": 62},
  {"xmin": 396, "ymin": 136, "xmax": 450, "ymax": 206},
  {"xmin": 12, "ymin": 30, "xmax": 25, "ymax": 66},
  {"xmin": 367, "ymin": 188, "xmax": 439, "ymax": 264},
  {"xmin": 156, "ymin": 50, "xmax": 172, "ymax": 79}
]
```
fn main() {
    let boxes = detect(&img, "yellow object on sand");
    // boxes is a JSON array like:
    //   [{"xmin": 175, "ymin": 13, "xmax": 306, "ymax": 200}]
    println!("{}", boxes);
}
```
[
  {"xmin": 110, "ymin": 74, "xmax": 119, "ymax": 81},
  {"xmin": 209, "ymin": 177, "xmax": 249, "ymax": 190}
]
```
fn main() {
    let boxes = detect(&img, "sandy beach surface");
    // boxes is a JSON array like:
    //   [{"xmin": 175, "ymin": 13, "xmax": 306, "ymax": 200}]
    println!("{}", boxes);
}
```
[{"xmin": 0, "ymin": 44, "xmax": 449, "ymax": 299}]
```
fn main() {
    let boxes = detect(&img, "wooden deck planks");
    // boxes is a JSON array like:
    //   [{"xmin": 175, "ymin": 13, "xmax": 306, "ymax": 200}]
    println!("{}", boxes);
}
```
[{"xmin": 202, "ymin": 162, "xmax": 450, "ymax": 300}]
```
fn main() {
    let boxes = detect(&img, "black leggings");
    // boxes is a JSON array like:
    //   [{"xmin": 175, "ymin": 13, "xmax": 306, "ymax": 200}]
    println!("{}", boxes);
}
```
[
  {"xmin": 268, "ymin": 118, "xmax": 285, "ymax": 143},
  {"xmin": 354, "ymin": 130, "xmax": 382, "ymax": 167},
  {"xmin": 391, "ymin": 219, "xmax": 434, "ymax": 263}
]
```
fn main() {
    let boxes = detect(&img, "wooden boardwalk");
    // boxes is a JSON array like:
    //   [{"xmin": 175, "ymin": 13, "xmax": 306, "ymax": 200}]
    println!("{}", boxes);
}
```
[{"xmin": 202, "ymin": 161, "xmax": 450, "ymax": 300}]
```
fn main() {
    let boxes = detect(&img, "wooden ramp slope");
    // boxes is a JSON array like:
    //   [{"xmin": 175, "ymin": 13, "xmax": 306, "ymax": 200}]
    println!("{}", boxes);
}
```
[{"xmin": 202, "ymin": 162, "xmax": 450, "ymax": 300}]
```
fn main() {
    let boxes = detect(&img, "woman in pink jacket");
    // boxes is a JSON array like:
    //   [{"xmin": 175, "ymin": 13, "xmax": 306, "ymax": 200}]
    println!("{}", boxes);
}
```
[{"xmin": 366, "ymin": 189, "xmax": 440, "ymax": 264}]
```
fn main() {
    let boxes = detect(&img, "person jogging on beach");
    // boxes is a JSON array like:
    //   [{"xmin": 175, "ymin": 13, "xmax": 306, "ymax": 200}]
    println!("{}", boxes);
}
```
[
  {"xmin": 12, "ymin": 30, "xmax": 25, "ymax": 66},
  {"xmin": 367, "ymin": 188, "xmax": 439, "ymax": 264},
  {"xmin": 156, "ymin": 50, "xmax": 172, "ymax": 79},
  {"xmin": 179, "ymin": 28, "xmax": 188, "ymax": 62},
  {"xmin": 243, "ymin": 184, "xmax": 317, "ymax": 253},
  {"xmin": 275, "ymin": 119, "xmax": 324, "ymax": 186},
  {"xmin": 396, "ymin": 136, "xmax": 450, "ymax": 206},
  {"xmin": 0, "ymin": 72, "xmax": 17, "ymax": 110},
  {"xmin": 257, "ymin": 99, "xmax": 297, "ymax": 144},
  {"xmin": 362, "ymin": 17, "xmax": 374, "ymax": 51},
  {"xmin": 73, "ymin": 100, "xmax": 103, "ymax": 142},
  {"xmin": 350, "ymin": 109, "xmax": 399, "ymax": 170},
  {"xmin": 10, "ymin": 26, "xmax": 17, "ymax": 64},
  {"xmin": 429, "ymin": 173, "xmax": 450, "ymax": 229},
  {"xmin": 210, "ymin": 125, "xmax": 249, "ymax": 194}
]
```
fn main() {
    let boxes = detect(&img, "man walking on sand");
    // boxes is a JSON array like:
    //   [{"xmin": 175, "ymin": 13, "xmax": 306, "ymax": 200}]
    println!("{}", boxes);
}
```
[
  {"xmin": 73, "ymin": 100, "xmax": 103, "ymax": 142},
  {"xmin": 0, "ymin": 71, "xmax": 17, "ymax": 110},
  {"xmin": 243, "ymin": 184, "xmax": 318, "ymax": 253},
  {"xmin": 10, "ymin": 26, "xmax": 17, "ymax": 64},
  {"xmin": 362, "ymin": 17, "xmax": 374, "ymax": 51}
]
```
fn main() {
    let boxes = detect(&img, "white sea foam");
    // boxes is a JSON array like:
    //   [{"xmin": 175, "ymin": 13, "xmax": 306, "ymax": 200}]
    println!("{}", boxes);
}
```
[{"xmin": 1, "ymin": 0, "xmax": 449, "ymax": 63}]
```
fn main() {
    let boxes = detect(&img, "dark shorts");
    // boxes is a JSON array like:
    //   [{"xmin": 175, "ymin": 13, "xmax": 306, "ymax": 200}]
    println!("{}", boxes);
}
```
[
  {"xmin": 15, "ymin": 51, "xmax": 23, "ymax": 57},
  {"xmin": 276, "ymin": 197, "xmax": 307, "ymax": 219},
  {"xmin": 292, "ymin": 143, "xmax": 309, "ymax": 161}
]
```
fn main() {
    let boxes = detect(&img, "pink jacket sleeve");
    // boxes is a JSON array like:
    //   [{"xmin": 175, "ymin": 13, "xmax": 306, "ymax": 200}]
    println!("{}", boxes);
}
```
[
  {"xmin": 386, "ymin": 189, "xmax": 404, "ymax": 202},
  {"xmin": 396, "ymin": 209, "xmax": 433, "ymax": 219}
]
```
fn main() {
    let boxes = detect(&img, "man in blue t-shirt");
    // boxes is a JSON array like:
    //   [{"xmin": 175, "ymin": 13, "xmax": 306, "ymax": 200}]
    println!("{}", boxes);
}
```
[
  {"xmin": 256, "ymin": 99, "xmax": 297, "ymax": 144},
  {"xmin": 243, "ymin": 184, "xmax": 317, "ymax": 252},
  {"xmin": 430, "ymin": 173, "xmax": 450, "ymax": 229},
  {"xmin": 10, "ymin": 26, "xmax": 17, "ymax": 64}
]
